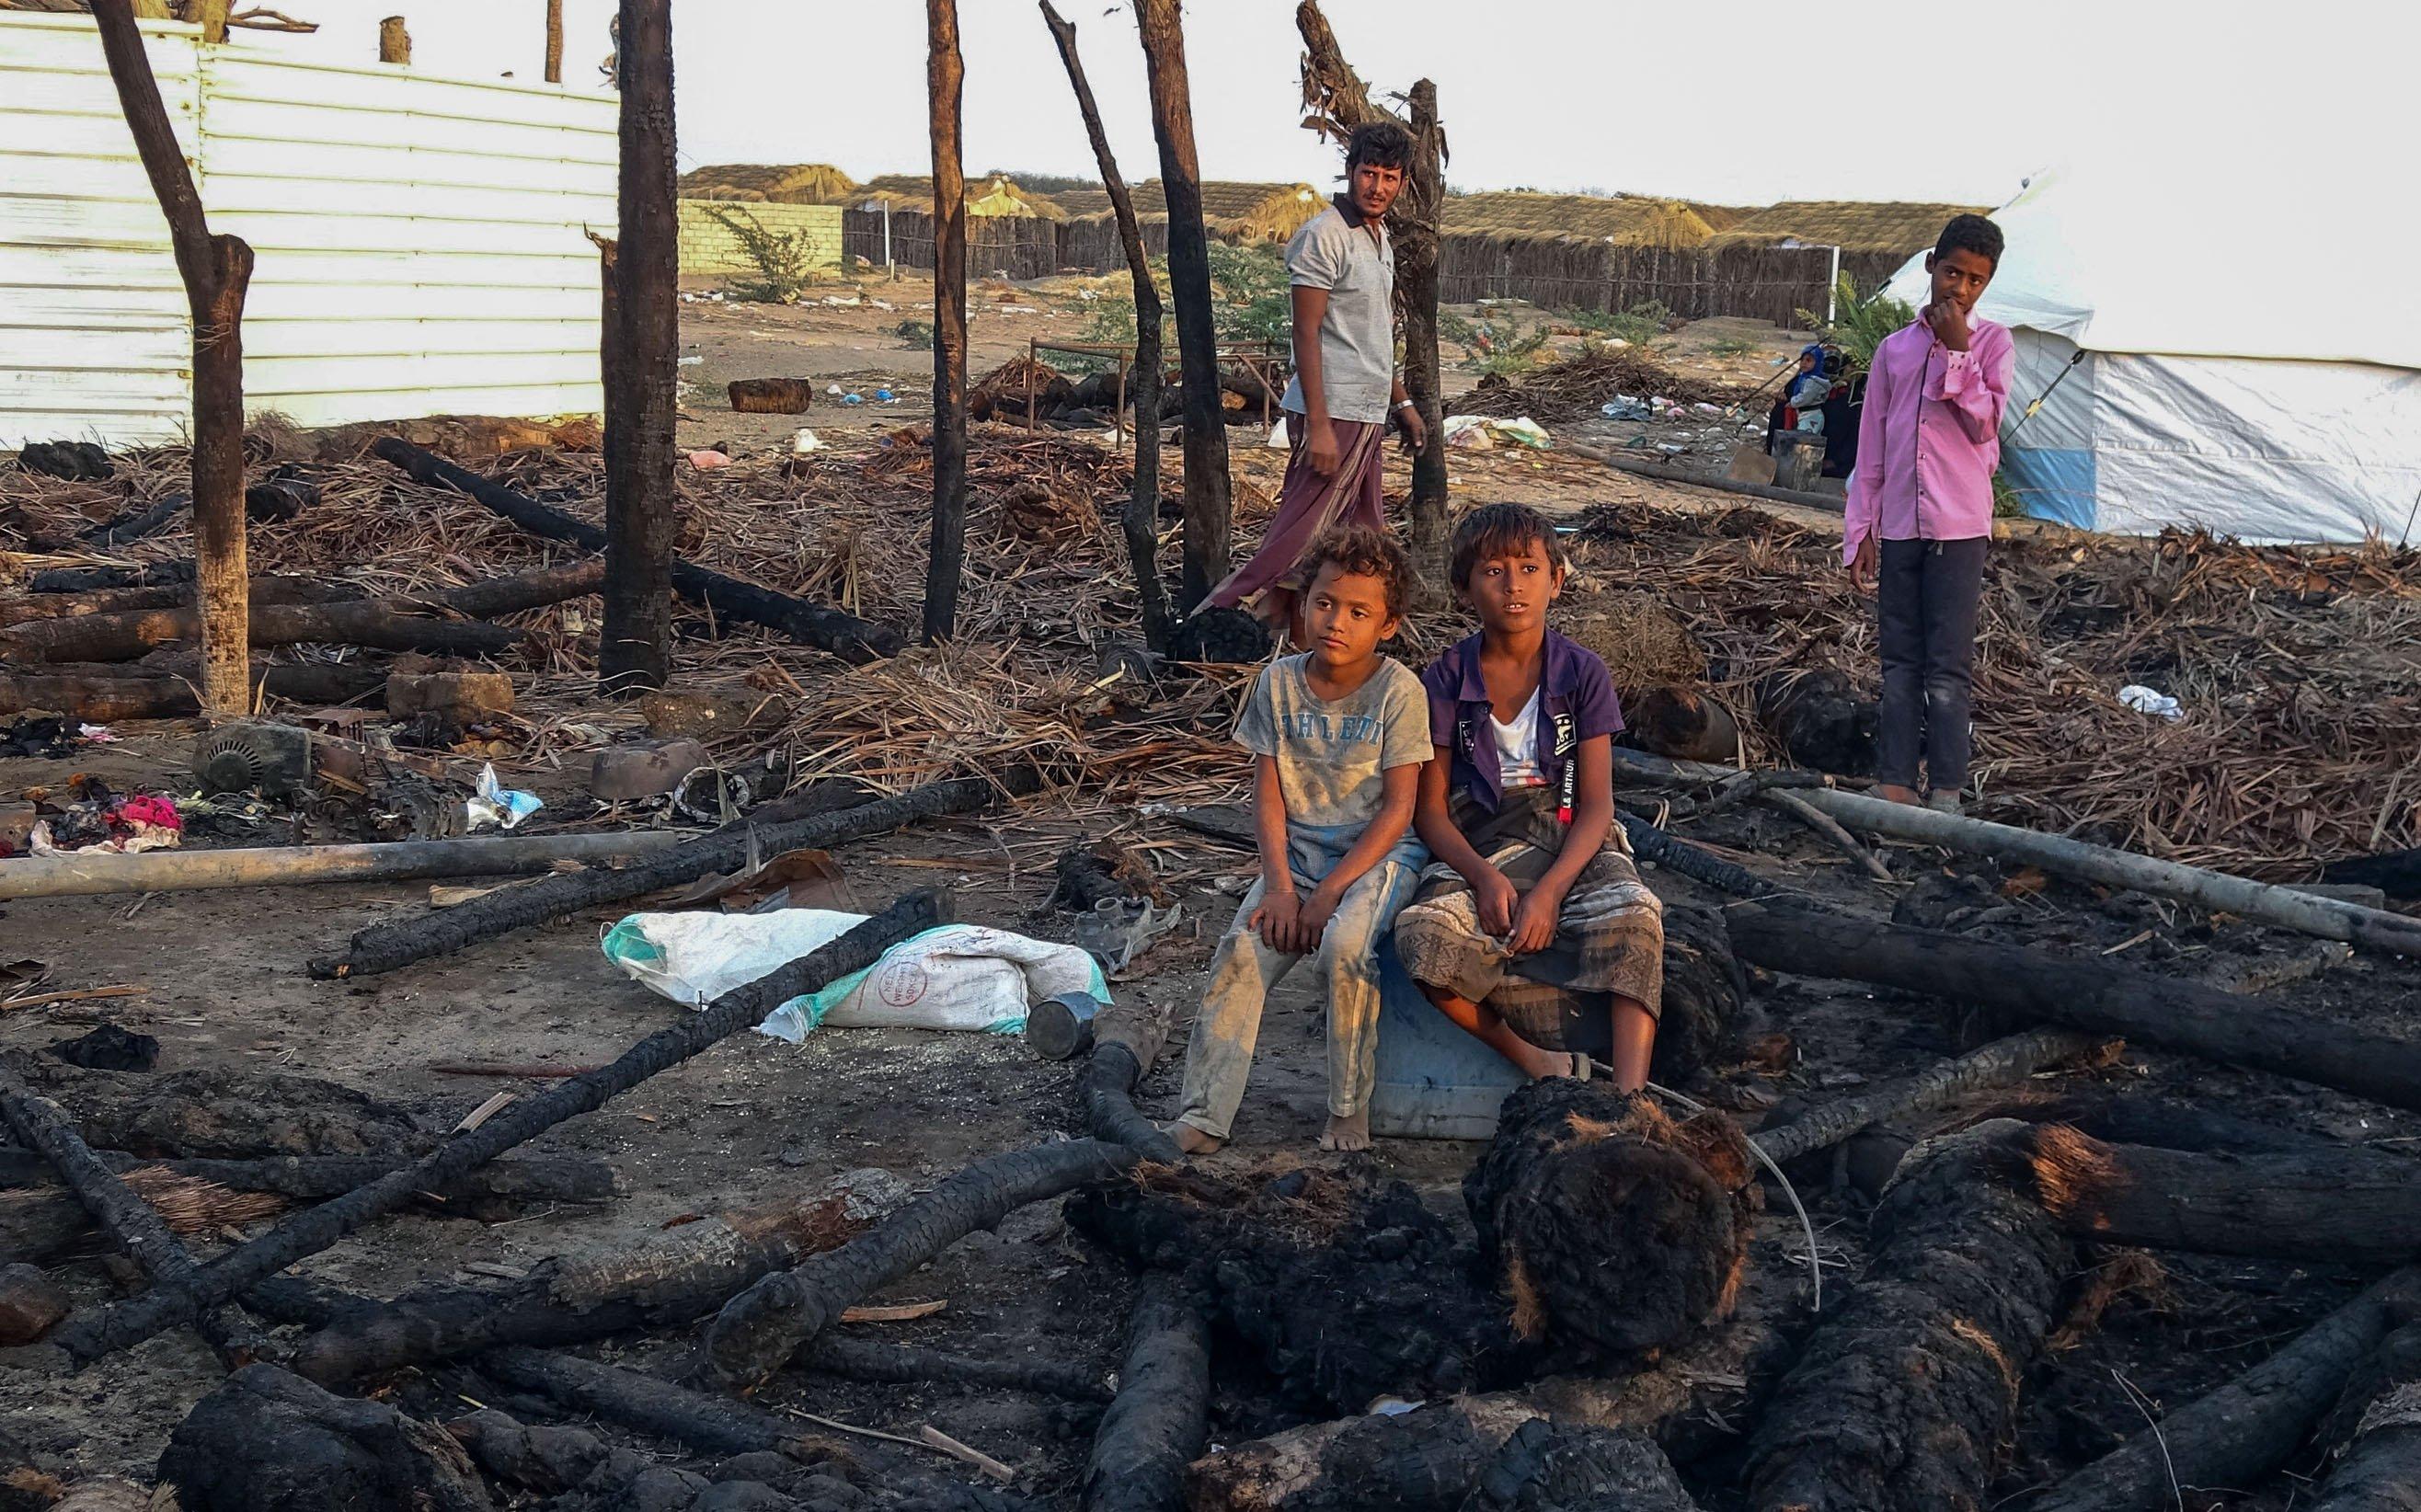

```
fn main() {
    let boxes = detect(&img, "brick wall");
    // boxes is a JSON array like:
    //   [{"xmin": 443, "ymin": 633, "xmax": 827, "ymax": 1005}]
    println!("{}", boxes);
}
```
[{"xmin": 678, "ymin": 200, "xmax": 843, "ymax": 277}]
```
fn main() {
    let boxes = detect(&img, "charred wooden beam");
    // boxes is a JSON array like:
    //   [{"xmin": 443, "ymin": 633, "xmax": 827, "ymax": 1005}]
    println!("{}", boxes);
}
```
[
  {"xmin": 0, "ymin": 1147, "xmax": 614, "ymax": 1206},
  {"xmin": 373, "ymin": 438, "xmax": 901, "ymax": 661},
  {"xmin": 160, "ymin": 1364, "xmax": 493, "ymax": 1512},
  {"xmin": 310, "ymin": 773, "xmax": 1021, "ymax": 978},
  {"xmin": 46, "ymin": 894, "xmax": 939, "ymax": 1366},
  {"xmin": 2309, "ymin": 1321, "xmax": 2421, "ymax": 1510},
  {"xmin": 1753, "ymin": 1027, "xmax": 2108, "ymax": 1165},
  {"xmin": 0, "ymin": 662, "xmax": 386, "ymax": 721},
  {"xmin": 1726, "ymin": 898, "xmax": 2421, "ymax": 1112},
  {"xmin": 697, "ymin": 1137, "xmax": 1138, "ymax": 1394},
  {"xmin": 1079, "ymin": 1001, "xmax": 1179, "ymax": 1160},
  {"xmin": 599, "ymin": 0, "xmax": 678, "ymax": 694},
  {"xmin": 808, "ymin": 1331, "xmax": 1114, "ymax": 1404}
]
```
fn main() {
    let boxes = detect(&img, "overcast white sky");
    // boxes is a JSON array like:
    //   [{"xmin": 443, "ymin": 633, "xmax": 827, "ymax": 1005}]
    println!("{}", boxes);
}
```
[{"xmin": 259, "ymin": 1, "xmax": 2411, "ymax": 208}]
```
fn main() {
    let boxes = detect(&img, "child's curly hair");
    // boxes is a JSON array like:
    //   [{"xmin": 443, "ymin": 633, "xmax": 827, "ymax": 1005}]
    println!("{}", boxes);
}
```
[
  {"xmin": 1449, "ymin": 502, "xmax": 1569, "ymax": 590},
  {"xmin": 1295, "ymin": 525, "xmax": 1414, "ymax": 620}
]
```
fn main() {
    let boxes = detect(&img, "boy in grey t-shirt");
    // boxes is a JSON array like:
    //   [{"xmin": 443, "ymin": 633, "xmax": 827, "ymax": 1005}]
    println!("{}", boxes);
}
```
[{"xmin": 1172, "ymin": 527, "xmax": 1429, "ymax": 1154}]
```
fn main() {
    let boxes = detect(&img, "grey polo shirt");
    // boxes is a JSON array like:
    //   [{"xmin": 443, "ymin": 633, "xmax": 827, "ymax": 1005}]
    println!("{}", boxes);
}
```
[{"xmin": 1278, "ymin": 204, "xmax": 1395, "ymax": 425}]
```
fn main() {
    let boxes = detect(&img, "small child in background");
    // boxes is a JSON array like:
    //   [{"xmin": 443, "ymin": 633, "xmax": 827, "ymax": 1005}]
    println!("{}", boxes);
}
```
[
  {"xmin": 1396, "ymin": 504, "xmax": 1666, "ymax": 1091},
  {"xmin": 1843, "ymin": 213, "xmax": 2014, "ymax": 812},
  {"xmin": 1170, "ymin": 526, "xmax": 1431, "ymax": 1154}
]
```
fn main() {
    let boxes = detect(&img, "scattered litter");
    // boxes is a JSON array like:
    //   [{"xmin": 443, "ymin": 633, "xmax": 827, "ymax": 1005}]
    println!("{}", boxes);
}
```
[
  {"xmin": 874, "ymin": 387, "xmax": 896, "ymax": 403},
  {"xmin": 602, "ymin": 908, "xmax": 1109, "ymax": 1040},
  {"xmin": 0, "ymin": 716, "xmax": 83, "ymax": 760},
  {"xmin": 677, "ymin": 354, "xmax": 704, "ymax": 367},
  {"xmin": 868, "ymin": 298, "xmax": 895, "ymax": 312},
  {"xmin": 47, "ymin": 1023, "xmax": 158, "ymax": 1072},
  {"xmin": 1074, "ymin": 898, "xmax": 1187, "ymax": 976},
  {"xmin": 686, "ymin": 449, "xmax": 731, "ymax": 470},
  {"xmin": 29, "ymin": 788, "xmax": 181, "ymax": 855},
  {"xmin": 2117, "ymin": 684, "xmax": 2185, "ymax": 722},
  {"xmin": 1266, "ymin": 420, "xmax": 1291, "ymax": 450},
  {"xmin": 1443, "ymin": 415, "xmax": 1553, "ymax": 451},
  {"xmin": 841, "ymin": 392, "xmax": 865, "ymax": 406},
  {"xmin": 826, "ymin": 383, "xmax": 845, "ymax": 396},
  {"xmin": 465, "ymin": 764, "xmax": 542, "ymax": 830},
  {"xmin": 1600, "ymin": 395, "xmax": 1650, "ymax": 421},
  {"xmin": 791, "ymin": 428, "xmax": 826, "ymax": 454}
]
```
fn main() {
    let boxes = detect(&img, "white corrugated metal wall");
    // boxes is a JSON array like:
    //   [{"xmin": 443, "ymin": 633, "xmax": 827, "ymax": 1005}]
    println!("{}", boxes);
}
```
[{"xmin": 0, "ymin": 11, "xmax": 617, "ymax": 449}]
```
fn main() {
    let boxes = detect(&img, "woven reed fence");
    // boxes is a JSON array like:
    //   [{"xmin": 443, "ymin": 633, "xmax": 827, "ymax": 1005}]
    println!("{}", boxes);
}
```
[
  {"xmin": 1438, "ymin": 234, "xmax": 1906, "ymax": 324},
  {"xmin": 842, "ymin": 208, "xmax": 1061, "ymax": 281}
]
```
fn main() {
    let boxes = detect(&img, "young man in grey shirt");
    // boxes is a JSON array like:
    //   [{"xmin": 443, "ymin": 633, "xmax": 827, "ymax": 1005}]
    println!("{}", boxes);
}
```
[{"xmin": 1199, "ymin": 121, "xmax": 1427, "ymax": 638}]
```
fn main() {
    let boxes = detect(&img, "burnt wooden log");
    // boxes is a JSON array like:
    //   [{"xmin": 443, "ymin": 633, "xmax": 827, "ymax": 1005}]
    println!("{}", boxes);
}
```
[
  {"xmin": 80, "ymin": 493, "xmax": 190, "ymax": 550},
  {"xmin": 374, "ymin": 437, "xmax": 903, "ymax": 663},
  {"xmin": 0, "ymin": 574, "xmax": 357, "ymax": 628},
  {"xmin": 29, "ymin": 560, "xmax": 198, "ymax": 592},
  {"xmin": 808, "ymin": 1331, "xmax": 1112, "ymax": 1403},
  {"xmin": 312, "ymin": 773, "xmax": 1022, "ymax": 979},
  {"xmin": 1134, "ymin": 0, "xmax": 1232, "ymax": 607},
  {"xmin": 46, "ymin": 895, "xmax": 939, "ymax": 1366},
  {"xmin": 1073, "ymin": 1163, "xmax": 1529, "ymax": 1415},
  {"xmin": 480, "ymin": 1346, "xmax": 819, "ymax": 1459},
  {"xmin": 2310, "ymin": 1321, "xmax": 2421, "ymax": 1511},
  {"xmin": 1080, "ymin": 1001, "xmax": 1180, "ymax": 1160},
  {"xmin": 1964, "ymin": 1121, "xmax": 2421, "ymax": 1264},
  {"xmin": 1991, "ymin": 1087, "xmax": 2343, "ymax": 1156},
  {"xmin": 1754, "ymin": 1027, "xmax": 2108, "ymax": 1164},
  {"xmin": 1039, "ymin": 0, "xmax": 1171, "ymax": 649},
  {"xmin": 0, "ymin": 662, "xmax": 384, "ymax": 720},
  {"xmin": 726, "ymin": 378, "xmax": 815, "ymax": 414},
  {"xmin": 288, "ymin": 1174, "xmax": 896, "ymax": 1383},
  {"xmin": 0, "ymin": 594, "xmax": 519, "ymax": 663},
  {"xmin": 1752, "ymin": 668, "xmax": 1875, "ymax": 776},
  {"xmin": 2032, "ymin": 1269, "xmax": 2421, "ymax": 1512},
  {"xmin": 698, "ymin": 1136, "xmax": 1138, "ymax": 1393},
  {"xmin": 1726, "ymin": 898, "xmax": 2421, "ymax": 1112},
  {"xmin": 0, "ymin": 1168, "xmax": 283, "ymax": 1266},
  {"xmin": 159, "ymin": 1363, "xmax": 494, "ymax": 1512},
  {"xmin": 0, "ymin": 1147, "xmax": 614, "ymax": 1206},
  {"xmin": 1465, "ymin": 1080, "xmax": 1756, "ymax": 1357},
  {"xmin": 1084, "ymin": 1272, "xmax": 1209, "ymax": 1512},
  {"xmin": 1617, "ymin": 814, "xmax": 1778, "ymax": 899},
  {"xmin": 1745, "ymin": 1119, "xmax": 2070, "ymax": 1512},
  {"xmin": 1625, "ymin": 686, "xmax": 1739, "ymax": 763}
]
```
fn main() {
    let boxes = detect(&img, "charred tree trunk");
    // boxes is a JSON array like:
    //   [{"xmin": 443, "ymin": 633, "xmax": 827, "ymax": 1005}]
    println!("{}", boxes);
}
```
[
  {"xmin": 1754, "ymin": 1027, "xmax": 2108, "ymax": 1164},
  {"xmin": 0, "ymin": 575, "xmax": 359, "ymax": 629},
  {"xmin": 0, "ymin": 562, "xmax": 595, "ymax": 663},
  {"xmin": 1464, "ymin": 1080, "xmax": 1756, "ymax": 1357},
  {"xmin": 1293, "ymin": 5, "xmax": 1449, "ymax": 588},
  {"xmin": 1962, "ymin": 1120, "xmax": 2421, "ymax": 1266},
  {"xmin": 2033, "ymin": 1270, "xmax": 2421, "ymax": 1512},
  {"xmin": 1626, "ymin": 687, "xmax": 1741, "ymax": 764},
  {"xmin": 544, "ymin": 0, "xmax": 564, "ymax": 83},
  {"xmin": 93, "ymin": 0, "xmax": 254, "ymax": 716},
  {"xmin": 599, "ymin": 0, "xmax": 676, "ymax": 694},
  {"xmin": 1084, "ymin": 1272, "xmax": 1208, "ymax": 1512},
  {"xmin": 1133, "ymin": 0, "xmax": 1230, "ymax": 608},
  {"xmin": 697, "ymin": 1137, "xmax": 1138, "ymax": 1393},
  {"xmin": 0, "ymin": 662, "xmax": 386, "ymax": 722},
  {"xmin": 287, "ymin": 1177, "xmax": 889, "ymax": 1384},
  {"xmin": 2311, "ymin": 1321, "xmax": 2421, "ymax": 1512},
  {"xmin": 923, "ymin": 0, "xmax": 970, "ymax": 643},
  {"xmin": 46, "ymin": 896, "xmax": 939, "ymax": 1366},
  {"xmin": 311, "ymin": 773, "xmax": 1020, "ymax": 979},
  {"xmin": 1726, "ymin": 898, "xmax": 2421, "ymax": 1112},
  {"xmin": 0, "ymin": 1147, "xmax": 614, "ymax": 1206},
  {"xmin": 1745, "ymin": 1120, "xmax": 2071, "ymax": 1512},
  {"xmin": 1038, "ymin": 0, "xmax": 1170, "ymax": 650},
  {"xmin": 373, "ymin": 438, "xmax": 901, "ymax": 661},
  {"xmin": 7, "ymin": 1059, "xmax": 428, "ymax": 1161}
]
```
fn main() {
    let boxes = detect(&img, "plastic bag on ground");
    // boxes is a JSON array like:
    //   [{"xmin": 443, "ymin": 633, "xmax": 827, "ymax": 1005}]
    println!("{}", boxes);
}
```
[
  {"xmin": 466, "ymin": 763, "xmax": 542, "ymax": 830},
  {"xmin": 600, "ymin": 909, "xmax": 1110, "ymax": 1042},
  {"xmin": 2117, "ymin": 684, "xmax": 2184, "ymax": 721}
]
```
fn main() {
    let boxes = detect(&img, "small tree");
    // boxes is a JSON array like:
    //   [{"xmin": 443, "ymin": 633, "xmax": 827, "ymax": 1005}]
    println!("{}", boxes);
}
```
[{"xmin": 703, "ymin": 205, "xmax": 816, "ymax": 303}]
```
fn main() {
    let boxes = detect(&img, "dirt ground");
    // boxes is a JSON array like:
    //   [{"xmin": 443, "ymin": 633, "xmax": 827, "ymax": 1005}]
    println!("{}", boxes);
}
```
[{"xmin": 2, "ymin": 278, "xmax": 2415, "ymax": 1508}]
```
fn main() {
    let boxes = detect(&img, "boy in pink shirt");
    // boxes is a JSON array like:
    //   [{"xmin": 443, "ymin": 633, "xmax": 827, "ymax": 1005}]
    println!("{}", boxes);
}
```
[{"xmin": 1843, "ymin": 214, "xmax": 2014, "ymax": 811}]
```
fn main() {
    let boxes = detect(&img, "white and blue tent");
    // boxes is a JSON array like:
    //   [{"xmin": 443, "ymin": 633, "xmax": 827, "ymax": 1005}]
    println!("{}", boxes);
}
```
[{"xmin": 1883, "ymin": 163, "xmax": 2421, "ymax": 544}]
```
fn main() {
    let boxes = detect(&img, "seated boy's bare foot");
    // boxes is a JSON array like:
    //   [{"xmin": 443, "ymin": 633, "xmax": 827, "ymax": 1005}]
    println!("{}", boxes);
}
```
[
  {"xmin": 1318, "ymin": 1111, "xmax": 1371, "ymax": 1152},
  {"xmin": 1167, "ymin": 1122, "xmax": 1224, "ymax": 1156},
  {"xmin": 1515, "ymin": 1045, "xmax": 1585, "ymax": 1082},
  {"xmin": 1873, "ymin": 782, "xmax": 1922, "ymax": 806}
]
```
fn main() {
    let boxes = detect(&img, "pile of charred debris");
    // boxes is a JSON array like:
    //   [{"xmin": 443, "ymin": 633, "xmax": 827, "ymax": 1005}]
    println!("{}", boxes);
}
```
[{"xmin": 7, "ymin": 414, "xmax": 2421, "ymax": 1510}]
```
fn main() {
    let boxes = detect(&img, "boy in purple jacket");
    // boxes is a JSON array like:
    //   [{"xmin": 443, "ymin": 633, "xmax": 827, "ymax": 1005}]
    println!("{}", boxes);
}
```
[
  {"xmin": 1396, "ymin": 505, "xmax": 1666, "ymax": 1092},
  {"xmin": 1843, "ymin": 214, "xmax": 2014, "ymax": 812}
]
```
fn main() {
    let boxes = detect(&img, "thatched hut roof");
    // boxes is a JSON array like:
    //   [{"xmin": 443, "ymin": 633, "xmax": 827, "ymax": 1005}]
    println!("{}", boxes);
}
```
[
  {"xmin": 1712, "ymin": 200, "xmax": 1989, "ymax": 256},
  {"xmin": 677, "ymin": 164, "xmax": 856, "ymax": 204},
  {"xmin": 1441, "ymin": 192, "xmax": 1715, "ymax": 250},
  {"xmin": 1055, "ymin": 180, "xmax": 1325, "ymax": 240},
  {"xmin": 852, "ymin": 173, "xmax": 1066, "ymax": 220}
]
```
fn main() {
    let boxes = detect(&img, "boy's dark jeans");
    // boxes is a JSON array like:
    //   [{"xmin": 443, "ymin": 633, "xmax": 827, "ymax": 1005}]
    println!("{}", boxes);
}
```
[{"xmin": 1876, "ymin": 536, "xmax": 1988, "ymax": 794}]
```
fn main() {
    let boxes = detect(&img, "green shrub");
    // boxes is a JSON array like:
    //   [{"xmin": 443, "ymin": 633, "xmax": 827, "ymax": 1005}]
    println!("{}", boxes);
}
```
[
  {"xmin": 704, "ymin": 206, "xmax": 817, "ymax": 304},
  {"xmin": 1800, "ymin": 273, "xmax": 1913, "ymax": 374}
]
